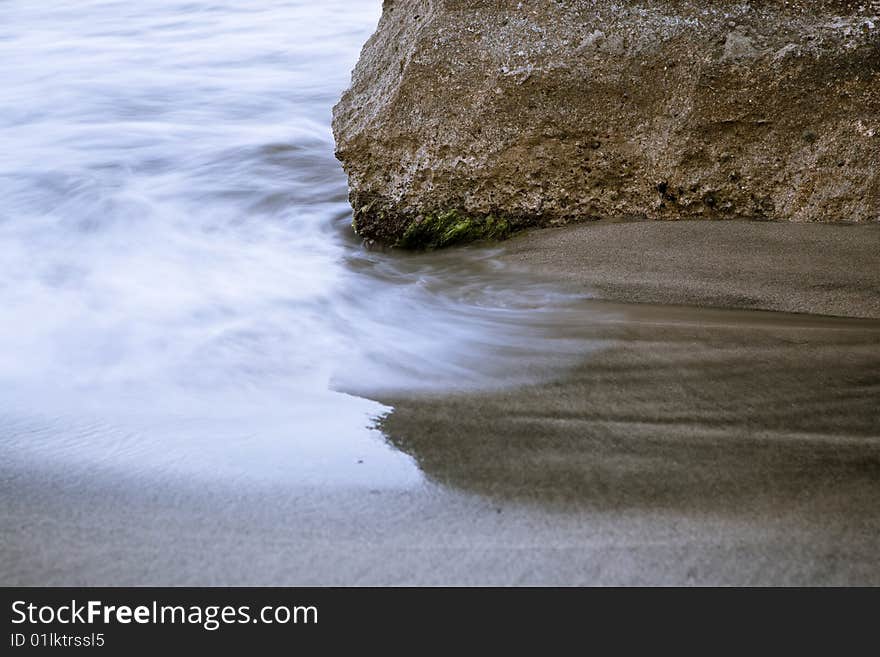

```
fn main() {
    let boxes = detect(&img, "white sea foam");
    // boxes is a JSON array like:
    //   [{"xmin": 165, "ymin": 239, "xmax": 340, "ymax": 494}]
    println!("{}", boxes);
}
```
[{"xmin": 0, "ymin": 1, "xmax": 597, "ymax": 487}]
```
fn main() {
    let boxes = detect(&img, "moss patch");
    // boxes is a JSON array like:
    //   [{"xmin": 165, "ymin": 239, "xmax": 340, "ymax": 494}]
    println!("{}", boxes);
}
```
[{"xmin": 396, "ymin": 210, "xmax": 513, "ymax": 249}]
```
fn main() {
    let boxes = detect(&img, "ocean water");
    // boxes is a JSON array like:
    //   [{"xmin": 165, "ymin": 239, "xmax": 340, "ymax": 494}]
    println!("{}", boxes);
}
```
[{"xmin": 0, "ymin": 0, "xmax": 594, "ymax": 488}]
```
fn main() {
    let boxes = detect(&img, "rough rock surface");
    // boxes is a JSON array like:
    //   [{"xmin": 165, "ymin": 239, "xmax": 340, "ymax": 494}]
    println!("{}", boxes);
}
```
[{"xmin": 333, "ymin": 0, "xmax": 880, "ymax": 246}]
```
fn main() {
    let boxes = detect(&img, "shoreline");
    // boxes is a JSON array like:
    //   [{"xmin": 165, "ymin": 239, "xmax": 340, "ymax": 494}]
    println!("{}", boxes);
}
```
[
  {"xmin": 374, "ymin": 219, "xmax": 880, "ymax": 579},
  {"xmin": 380, "ymin": 219, "xmax": 880, "ymax": 508},
  {"xmin": 4, "ymin": 220, "xmax": 879, "ymax": 585}
]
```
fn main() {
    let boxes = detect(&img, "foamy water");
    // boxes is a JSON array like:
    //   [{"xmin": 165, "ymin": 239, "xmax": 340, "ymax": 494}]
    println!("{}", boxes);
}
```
[{"xmin": 0, "ymin": 0, "xmax": 596, "ymax": 488}]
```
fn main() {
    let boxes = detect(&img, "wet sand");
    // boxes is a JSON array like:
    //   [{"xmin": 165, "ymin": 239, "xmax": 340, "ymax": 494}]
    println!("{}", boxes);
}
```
[
  {"xmin": 381, "ymin": 303, "xmax": 880, "ymax": 514},
  {"xmin": 502, "ymin": 220, "xmax": 880, "ymax": 319},
  {"xmin": 3, "ymin": 220, "xmax": 880, "ymax": 585},
  {"xmin": 379, "ymin": 221, "xmax": 880, "ymax": 583}
]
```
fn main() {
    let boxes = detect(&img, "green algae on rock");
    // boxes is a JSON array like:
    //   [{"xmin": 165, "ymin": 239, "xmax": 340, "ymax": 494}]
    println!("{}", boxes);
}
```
[{"xmin": 397, "ymin": 211, "xmax": 512, "ymax": 249}]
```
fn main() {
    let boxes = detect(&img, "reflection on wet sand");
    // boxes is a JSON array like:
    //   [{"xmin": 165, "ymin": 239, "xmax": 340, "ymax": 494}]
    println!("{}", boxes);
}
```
[{"xmin": 380, "ymin": 302, "xmax": 880, "ymax": 517}]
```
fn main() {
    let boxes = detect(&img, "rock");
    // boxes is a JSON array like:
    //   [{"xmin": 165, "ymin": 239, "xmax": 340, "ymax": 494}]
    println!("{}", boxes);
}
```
[
  {"xmin": 333, "ymin": 1, "xmax": 880, "ymax": 247},
  {"xmin": 721, "ymin": 31, "xmax": 760, "ymax": 61},
  {"xmin": 772, "ymin": 43, "xmax": 801, "ymax": 61}
]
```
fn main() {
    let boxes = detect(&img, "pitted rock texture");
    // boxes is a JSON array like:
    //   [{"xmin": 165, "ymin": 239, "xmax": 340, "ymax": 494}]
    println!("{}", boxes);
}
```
[{"xmin": 333, "ymin": 1, "xmax": 880, "ymax": 246}]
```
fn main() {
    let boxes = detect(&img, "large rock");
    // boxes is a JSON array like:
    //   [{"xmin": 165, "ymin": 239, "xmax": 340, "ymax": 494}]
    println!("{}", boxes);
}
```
[{"xmin": 333, "ymin": 0, "xmax": 880, "ymax": 247}]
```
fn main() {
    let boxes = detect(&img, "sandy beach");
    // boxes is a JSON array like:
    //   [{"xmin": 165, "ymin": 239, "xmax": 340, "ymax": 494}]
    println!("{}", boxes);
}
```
[{"xmin": 4, "ymin": 220, "xmax": 878, "ymax": 586}]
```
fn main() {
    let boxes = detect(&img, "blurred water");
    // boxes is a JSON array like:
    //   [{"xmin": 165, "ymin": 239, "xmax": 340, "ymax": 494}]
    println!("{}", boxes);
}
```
[{"xmin": 0, "ymin": 0, "xmax": 594, "ymax": 487}]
